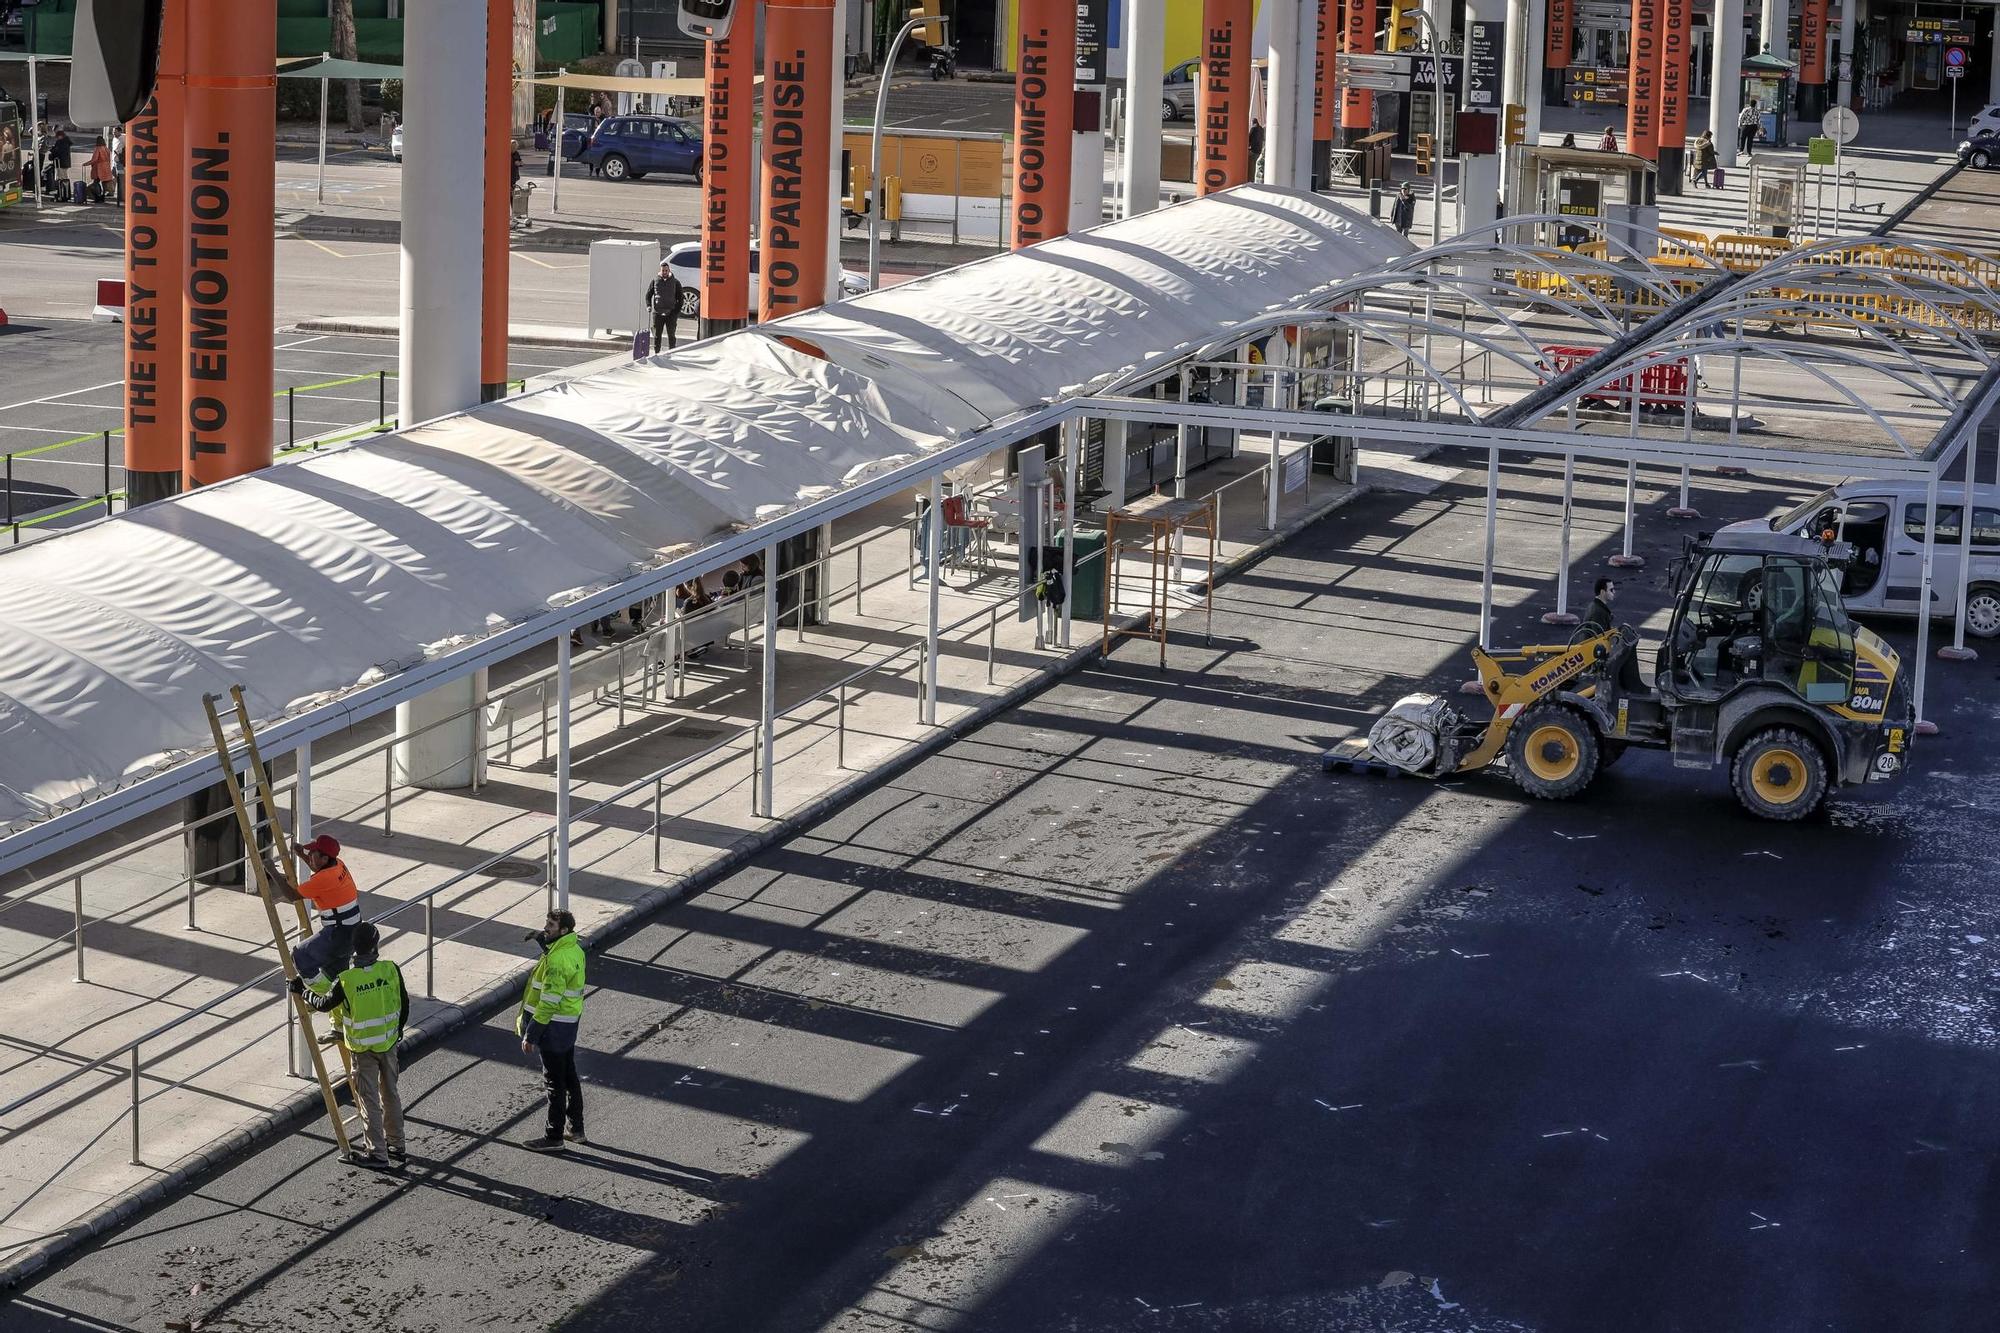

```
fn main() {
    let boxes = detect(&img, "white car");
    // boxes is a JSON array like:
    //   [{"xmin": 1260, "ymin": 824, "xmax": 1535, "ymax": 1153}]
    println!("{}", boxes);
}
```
[
  {"xmin": 1966, "ymin": 102, "xmax": 2000, "ymax": 140},
  {"xmin": 390, "ymin": 122, "xmax": 402, "ymax": 162},
  {"xmin": 664, "ymin": 241, "xmax": 868, "ymax": 319}
]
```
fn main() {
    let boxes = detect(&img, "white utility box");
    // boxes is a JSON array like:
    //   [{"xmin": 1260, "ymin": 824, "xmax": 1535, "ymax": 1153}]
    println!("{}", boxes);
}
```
[{"xmin": 586, "ymin": 238, "xmax": 660, "ymax": 336}]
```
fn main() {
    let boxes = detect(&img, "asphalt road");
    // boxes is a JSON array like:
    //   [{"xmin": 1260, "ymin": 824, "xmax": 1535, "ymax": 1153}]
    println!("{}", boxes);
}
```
[{"xmin": 9, "ymin": 452, "xmax": 1996, "ymax": 1332}]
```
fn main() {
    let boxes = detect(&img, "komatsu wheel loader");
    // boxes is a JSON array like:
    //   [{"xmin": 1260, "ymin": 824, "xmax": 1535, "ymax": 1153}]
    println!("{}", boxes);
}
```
[{"xmin": 1334, "ymin": 528, "xmax": 1915, "ymax": 820}]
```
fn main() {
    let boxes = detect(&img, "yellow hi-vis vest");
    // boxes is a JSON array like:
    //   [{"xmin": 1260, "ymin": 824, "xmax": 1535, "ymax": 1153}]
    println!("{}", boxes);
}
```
[
  {"xmin": 516, "ymin": 932, "xmax": 586, "ymax": 1035},
  {"xmin": 338, "ymin": 958, "xmax": 404, "ymax": 1054}
]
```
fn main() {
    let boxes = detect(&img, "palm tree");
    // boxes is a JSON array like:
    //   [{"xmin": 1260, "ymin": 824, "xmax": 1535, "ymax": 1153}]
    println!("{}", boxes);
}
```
[{"xmin": 331, "ymin": 0, "xmax": 363, "ymax": 132}]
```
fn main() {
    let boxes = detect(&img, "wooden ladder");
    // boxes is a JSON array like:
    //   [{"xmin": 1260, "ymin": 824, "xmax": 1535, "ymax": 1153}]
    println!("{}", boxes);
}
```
[{"xmin": 200, "ymin": 687, "xmax": 356, "ymax": 1159}]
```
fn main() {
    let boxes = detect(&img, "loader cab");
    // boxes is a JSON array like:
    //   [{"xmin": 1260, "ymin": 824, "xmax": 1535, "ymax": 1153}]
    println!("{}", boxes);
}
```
[{"xmin": 1659, "ymin": 535, "xmax": 1858, "ymax": 708}]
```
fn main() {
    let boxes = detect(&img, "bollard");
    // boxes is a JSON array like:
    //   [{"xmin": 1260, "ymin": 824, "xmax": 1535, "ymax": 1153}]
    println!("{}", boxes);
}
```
[{"xmin": 102, "ymin": 431, "xmax": 113, "ymax": 513}]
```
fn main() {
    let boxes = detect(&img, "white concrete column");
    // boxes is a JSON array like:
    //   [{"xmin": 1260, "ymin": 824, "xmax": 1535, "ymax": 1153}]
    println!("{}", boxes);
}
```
[
  {"xmin": 759, "ymin": 542, "xmax": 779, "ymax": 815},
  {"xmin": 1761, "ymin": 0, "xmax": 1790, "ymax": 59},
  {"xmin": 1121, "ymin": 0, "xmax": 1166, "ymax": 215},
  {"xmin": 1264, "ymin": 0, "xmax": 1302, "ymax": 186},
  {"xmin": 923, "ymin": 477, "xmax": 942, "ymax": 724},
  {"xmin": 1459, "ymin": 151, "xmax": 1503, "ymax": 278},
  {"xmin": 1479, "ymin": 446, "xmax": 1499, "ymax": 647},
  {"xmin": 1836, "ymin": 0, "xmax": 1857, "ymax": 108},
  {"xmin": 1071, "ymin": 123, "xmax": 1104, "ymax": 231},
  {"xmin": 1523, "ymin": 0, "xmax": 1548, "ymax": 146},
  {"xmin": 1101, "ymin": 418, "xmax": 1129, "ymax": 510},
  {"xmin": 395, "ymin": 0, "xmax": 489, "ymax": 790},
  {"xmin": 400, "ymin": 0, "xmax": 484, "ymax": 425},
  {"xmin": 1504, "ymin": 0, "xmax": 1531, "ymax": 123},
  {"xmin": 554, "ymin": 628, "xmax": 571, "ymax": 910},
  {"xmin": 1991, "ymin": 15, "xmax": 2000, "ymax": 108},
  {"xmin": 1711, "ymin": 0, "xmax": 1746, "ymax": 166},
  {"xmin": 1060, "ymin": 422, "xmax": 1079, "ymax": 647},
  {"xmin": 827, "ymin": 0, "xmax": 849, "ymax": 303}
]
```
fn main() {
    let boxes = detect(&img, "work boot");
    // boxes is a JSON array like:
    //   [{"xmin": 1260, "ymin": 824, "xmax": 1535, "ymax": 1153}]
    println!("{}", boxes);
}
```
[
  {"xmin": 347, "ymin": 1151, "xmax": 393, "ymax": 1171},
  {"xmin": 522, "ymin": 1134, "xmax": 566, "ymax": 1153},
  {"xmin": 564, "ymin": 1125, "xmax": 587, "ymax": 1145},
  {"xmin": 388, "ymin": 1146, "xmax": 407, "ymax": 1164}
]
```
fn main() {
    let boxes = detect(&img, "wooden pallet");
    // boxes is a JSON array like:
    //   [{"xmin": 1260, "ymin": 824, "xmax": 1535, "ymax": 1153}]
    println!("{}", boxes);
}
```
[{"xmin": 1321, "ymin": 736, "xmax": 1415, "ymax": 778}]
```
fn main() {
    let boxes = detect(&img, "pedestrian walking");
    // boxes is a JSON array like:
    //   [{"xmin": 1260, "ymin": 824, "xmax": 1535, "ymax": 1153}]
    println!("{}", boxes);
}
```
[
  {"xmin": 1597, "ymin": 125, "xmax": 1618, "ymax": 153},
  {"xmin": 49, "ymin": 126, "xmax": 72, "ymax": 195},
  {"xmin": 518, "ymin": 909, "xmax": 587, "ymax": 1152},
  {"xmin": 1738, "ymin": 102, "xmax": 1761, "ymax": 158},
  {"xmin": 275, "ymin": 833, "xmax": 364, "ymax": 999},
  {"xmin": 645, "ymin": 258, "xmax": 683, "ymax": 353},
  {"xmin": 110, "ymin": 126, "xmax": 124, "ymax": 202},
  {"xmin": 1691, "ymin": 129, "xmax": 1718, "ymax": 187},
  {"xmin": 88, "ymin": 135, "xmax": 112, "ymax": 203},
  {"xmin": 1248, "ymin": 117, "xmax": 1266, "ymax": 180},
  {"xmin": 1390, "ymin": 182, "xmax": 1416, "ymax": 238},
  {"xmin": 294, "ymin": 921, "xmax": 408, "ymax": 1169}
]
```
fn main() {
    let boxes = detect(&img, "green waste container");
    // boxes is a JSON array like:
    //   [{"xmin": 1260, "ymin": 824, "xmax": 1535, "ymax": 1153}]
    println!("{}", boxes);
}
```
[{"xmin": 1070, "ymin": 532, "xmax": 1107, "ymax": 621}]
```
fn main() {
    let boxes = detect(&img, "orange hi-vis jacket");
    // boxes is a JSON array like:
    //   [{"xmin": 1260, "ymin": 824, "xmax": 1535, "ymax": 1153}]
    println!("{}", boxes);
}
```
[{"xmin": 298, "ymin": 859, "xmax": 361, "ymax": 925}]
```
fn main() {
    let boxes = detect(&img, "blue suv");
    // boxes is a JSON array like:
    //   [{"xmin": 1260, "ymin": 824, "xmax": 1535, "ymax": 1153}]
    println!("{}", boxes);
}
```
[{"xmin": 582, "ymin": 115, "xmax": 703, "ymax": 183}]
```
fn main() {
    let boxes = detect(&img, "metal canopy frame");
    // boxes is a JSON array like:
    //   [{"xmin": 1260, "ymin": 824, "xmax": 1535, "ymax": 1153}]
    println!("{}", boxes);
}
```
[{"xmin": 8, "ymin": 215, "xmax": 2000, "ymax": 881}]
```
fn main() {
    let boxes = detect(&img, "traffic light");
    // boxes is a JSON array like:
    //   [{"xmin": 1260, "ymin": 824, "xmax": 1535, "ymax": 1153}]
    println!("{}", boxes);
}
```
[
  {"xmin": 1503, "ymin": 103, "xmax": 1527, "ymax": 147},
  {"xmin": 912, "ymin": 0, "xmax": 945, "ymax": 47},
  {"xmin": 1385, "ymin": 0, "xmax": 1424, "ymax": 53},
  {"xmin": 1414, "ymin": 132, "xmax": 1433, "ymax": 176},
  {"xmin": 68, "ymin": 0, "xmax": 165, "ymax": 125}
]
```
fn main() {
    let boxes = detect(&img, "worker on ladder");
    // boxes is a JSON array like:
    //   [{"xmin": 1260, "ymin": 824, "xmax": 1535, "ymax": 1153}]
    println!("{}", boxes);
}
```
[
  {"xmin": 276, "ymin": 833, "xmax": 364, "ymax": 999},
  {"xmin": 292, "ymin": 921, "xmax": 408, "ymax": 1170}
]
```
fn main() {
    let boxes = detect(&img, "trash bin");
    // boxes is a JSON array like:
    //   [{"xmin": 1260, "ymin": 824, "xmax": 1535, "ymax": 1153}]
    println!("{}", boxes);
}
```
[{"xmin": 1070, "ymin": 531, "xmax": 1106, "ymax": 621}]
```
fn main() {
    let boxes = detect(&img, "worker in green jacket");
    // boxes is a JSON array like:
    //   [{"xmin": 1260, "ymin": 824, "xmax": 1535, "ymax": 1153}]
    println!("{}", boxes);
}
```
[
  {"xmin": 292, "ymin": 921, "xmax": 407, "ymax": 1170},
  {"xmin": 518, "ymin": 908, "xmax": 587, "ymax": 1152}
]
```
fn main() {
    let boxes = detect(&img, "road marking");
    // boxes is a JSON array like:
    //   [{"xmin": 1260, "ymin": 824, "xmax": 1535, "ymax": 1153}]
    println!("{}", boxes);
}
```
[
  {"xmin": 516, "ymin": 253, "xmax": 562, "ymax": 270},
  {"xmin": 299, "ymin": 237, "xmax": 351, "ymax": 259},
  {"xmin": 0, "ymin": 380, "xmax": 123, "ymax": 414}
]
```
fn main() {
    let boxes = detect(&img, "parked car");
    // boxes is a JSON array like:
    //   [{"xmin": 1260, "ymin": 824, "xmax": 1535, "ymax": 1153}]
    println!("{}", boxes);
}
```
[
  {"xmin": 1957, "ymin": 129, "xmax": 2000, "ymax": 168},
  {"xmin": 664, "ymin": 241, "xmax": 868, "ymax": 319},
  {"xmin": 1761, "ymin": 479, "xmax": 2000, "ymax": 638},
  {"xmin": 580, "ymin": 115, "xmax": 703, "ymax": 183},
  {"xmin": 557, "ymin": 112, "xmax": 594, "ymax": 160},
  {"xmin": 389, "ymin": 119, "xmax": 402, "ymax": 162},
  {"xmin": 1965, "ymin": 102, "xmax": 2000, "ymax": 140},
  {"xmin": 1162, "ymin": 58, "xmax": 1198, "ymax": 122}
]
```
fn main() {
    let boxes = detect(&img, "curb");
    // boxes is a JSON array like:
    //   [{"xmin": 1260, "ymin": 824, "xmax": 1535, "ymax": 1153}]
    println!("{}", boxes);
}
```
[
  {"xmin": 289, "ymin": 317, "xmax": 626, "ymax": 350},
  {"xmin": 0, "ymin": 475, "xmax": 1366, "ymax": 1294}
]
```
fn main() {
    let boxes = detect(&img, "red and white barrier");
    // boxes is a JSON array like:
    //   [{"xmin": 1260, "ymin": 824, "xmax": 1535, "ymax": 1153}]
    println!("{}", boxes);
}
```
[{"xmin": 91, "ymin": 278, "xmax": 124, "ymax": 323}]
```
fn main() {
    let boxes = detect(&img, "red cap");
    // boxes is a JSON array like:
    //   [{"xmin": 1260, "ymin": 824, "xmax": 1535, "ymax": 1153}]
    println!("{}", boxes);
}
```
[{"xmin": 303, "ymin": 834, "xmax": 341, "ymax": 859}]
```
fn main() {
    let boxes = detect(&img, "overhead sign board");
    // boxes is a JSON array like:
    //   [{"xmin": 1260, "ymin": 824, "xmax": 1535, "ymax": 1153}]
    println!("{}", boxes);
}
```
[
  {"xmin": 1075, "ymin": 0, "xmax": 1109, "ymax": 86},
  {"xmin": 1906, "ymin": 17, "xmax": 1973, "ymax": 44},
  {"xmin": 1466, "ymin": 20, "xmax": 1504, "ymax": 109}
]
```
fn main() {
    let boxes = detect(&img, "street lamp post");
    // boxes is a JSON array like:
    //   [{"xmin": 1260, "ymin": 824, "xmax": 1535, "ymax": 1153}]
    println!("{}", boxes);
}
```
[
  {"xmin": 1411, "ymin": 11, "xmax": 1448, "ymax": 243},
  {"xmin": 868, "ymin": 13, "xmax": 948, "ymax": 290}
]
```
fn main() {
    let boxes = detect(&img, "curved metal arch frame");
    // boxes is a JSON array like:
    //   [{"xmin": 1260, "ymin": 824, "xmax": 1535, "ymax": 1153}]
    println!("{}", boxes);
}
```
[
  {"xmin": 1758, "ymin": 234, "xmax": 2000, "ymax": 316},
  {"xmin": 1647, "ymin": 285, "xmax": 1995, "ymax": 369},
  {"xmin": 1389, "ymin": 232, "xmax": 1694, "ymax": 308},
  {"xmin": 1420, "ymin": 211, "xmax": 1735, "ymax": 277},
  {"xmin": 1517, "ymin": 335, "xmax": 1957, "ymax": 456},
  {"xmin": 1318, "ymin": 305, "xmax": 1552, "ymax": 395},
  {"xmin": 1293, "ymin": 270, "xmax": 1627, "ymax": 373},
  {"xmin": 1647, "ymin": 294, "xmax": 1990, "ymax": 399},
  {"xmin": 1317, "ymin": 264, "xmax": 1632, "ymax": 341},
  {"xmin": 1712, "ymin": 263, "xmax": 2000, "ymax": 356}
]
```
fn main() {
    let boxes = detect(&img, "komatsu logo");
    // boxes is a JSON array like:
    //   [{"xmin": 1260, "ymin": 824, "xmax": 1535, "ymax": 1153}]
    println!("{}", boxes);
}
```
[{"xmin": 1530, "ymin": 651, "xmax": 1587, "ymax": 694}]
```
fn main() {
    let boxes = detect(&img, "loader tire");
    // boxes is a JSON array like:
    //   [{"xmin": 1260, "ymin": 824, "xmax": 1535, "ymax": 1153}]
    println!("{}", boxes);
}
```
[
  {"xmin": 1507, "ymin": 704, "xmax": 1600, "ymax": 801},
  {"xmin": 1730, "ymin": 727, "xmax": 1827, "ymax": 821}
]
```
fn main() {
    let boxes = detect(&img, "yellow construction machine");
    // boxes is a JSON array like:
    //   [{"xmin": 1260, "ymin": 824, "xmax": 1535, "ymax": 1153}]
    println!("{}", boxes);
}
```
[{"xmin": 1328, "ymin": 528, "xmax": 1916, "ymax": 820}]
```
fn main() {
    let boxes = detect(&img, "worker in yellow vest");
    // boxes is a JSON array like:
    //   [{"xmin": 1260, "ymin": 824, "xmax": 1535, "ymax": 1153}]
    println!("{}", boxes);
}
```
[
  {"xmin": 293, "ymin": 921, "xmax": 408, "ymax": 1170},
  {"xmin": 518, "ymin": 909, "xmax": 587, "ymax": 1152}
]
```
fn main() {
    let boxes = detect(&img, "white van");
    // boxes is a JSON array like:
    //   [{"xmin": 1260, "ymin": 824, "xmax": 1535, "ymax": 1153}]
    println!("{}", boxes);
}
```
[{"xmin": 1757, "ymin": 479, "xmax": 2000, "ymax": 638}]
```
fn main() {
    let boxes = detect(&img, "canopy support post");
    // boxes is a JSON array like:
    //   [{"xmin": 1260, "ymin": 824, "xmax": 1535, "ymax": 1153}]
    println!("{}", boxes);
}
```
[
  {"xmin": 1543, "ymin": 452, "xmax": 1579, "ymax": 625},
  {"xmin": 1914, "ymin": 470, "xmax": 1940, "ymax": 735},
  {"xmin": 759, "ymin": 541, "xmax": 778, "ymax": 815},
  {"xmin": 924, "ymin": 476, "xmax": 942, "ymax": 726},
  {"xmin": 1943, "ymin": 428, "xmax": 1980, "ymax": 661},
  {"xmin": 555, "ymin": 628, "xmax": 571, "ymax": 910},
  {"xmin": 1609, "ymin": 461, "xmax": 1645, "ymax": 568}
]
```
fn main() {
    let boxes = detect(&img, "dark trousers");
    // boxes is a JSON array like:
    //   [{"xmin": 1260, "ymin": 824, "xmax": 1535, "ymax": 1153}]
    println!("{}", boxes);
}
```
[
  {"xmin": 293, "ymin": 921, "xmax": 355, "ymax": 985},
  {"xmin": 540, "ymin": 1046, "xmax": 583, "ymax": 1136},
  {"xmin": 651, "ymin": 311, "xmax": 677, "ymax": 352},
  {"xmin": 1738, "ymin": 127, "xmax": 1756, "ymax": 156}
]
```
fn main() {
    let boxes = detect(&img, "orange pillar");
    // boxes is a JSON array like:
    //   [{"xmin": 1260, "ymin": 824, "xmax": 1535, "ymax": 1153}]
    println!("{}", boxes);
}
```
[
  {"xmin": 182, "ymin": 0, "xmax": 275, "ymax": 487},
  {"xmin": 1625, "ymin": 0, "xmax": 1660, "ymax": 162},
  {"xmin": 760, "ymin": 0, "xmax": 834, "ymax": 322},
  {"xmin": 703, "ymin": 0, "xmax": 756, "ymax": 333},
  {"xmin": 123, "ymin": 0, "xmax": 186, "ymax": 506},
  {"xmin": 1198, "ymin": 0, "xmax": 1253, "ymax": 194},
  {"xmin": 1341, "ymin": 0, "xmax": 1375, "ymax": 138},
  {"xmin": 1798, "ymin": 0, "xmax": 1828, "ymax": 85},
  {"xmin": 1656, "ymin": 0, "xmax": 1690, "ymax": 189},
  {"xmin": 481, "ymin": 0, "xmax": 510, "ymax": 400},
  {"xmin": 1546, "ymin": 0, "xmax": 1575, "ymax": 72},
  {"xmin": 1011, "ymin": 0, "xmax": 1075, "ymax": 247}
]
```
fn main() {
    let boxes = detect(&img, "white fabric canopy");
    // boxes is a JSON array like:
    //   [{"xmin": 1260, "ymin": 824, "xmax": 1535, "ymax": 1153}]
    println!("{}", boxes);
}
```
[{"xmin": 0, "ymin": 186, "xmax": 1406, "ymax": 849}]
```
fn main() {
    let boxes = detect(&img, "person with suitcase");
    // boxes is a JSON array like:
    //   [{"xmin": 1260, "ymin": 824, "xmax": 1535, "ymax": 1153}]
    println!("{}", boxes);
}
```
[{"xmin": 1691, "ymin": 130, "xmax": 1718, "ymax": 189}]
